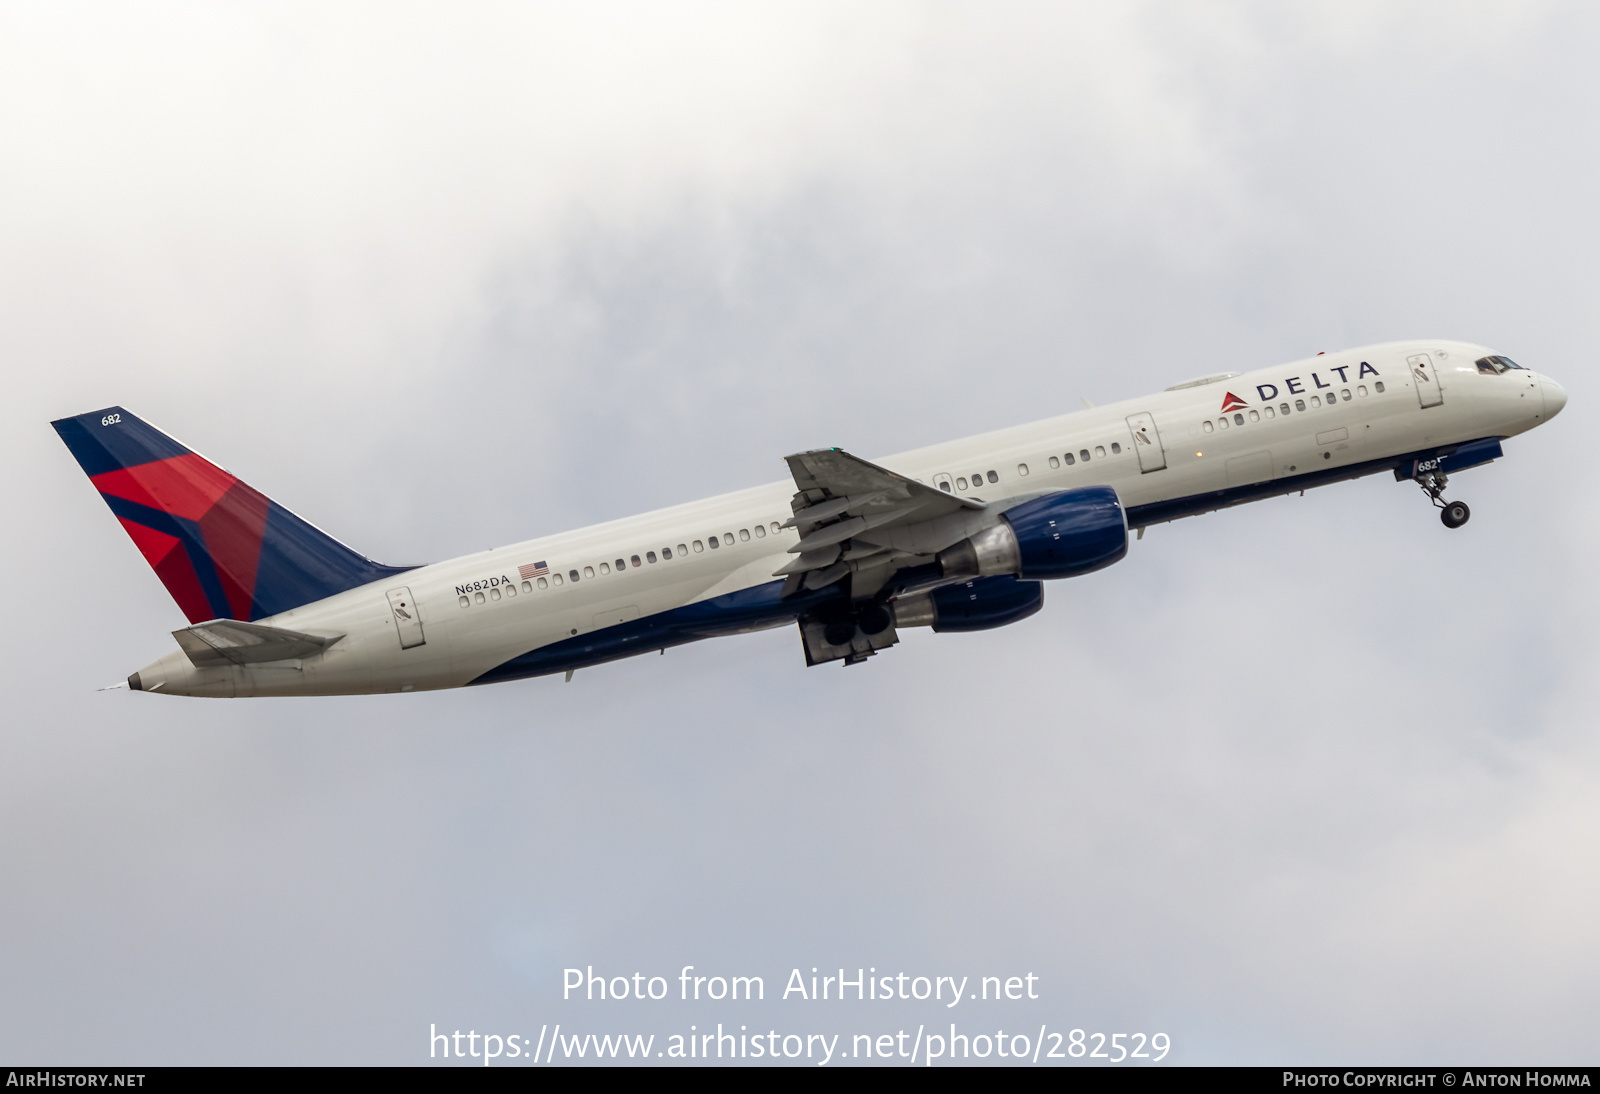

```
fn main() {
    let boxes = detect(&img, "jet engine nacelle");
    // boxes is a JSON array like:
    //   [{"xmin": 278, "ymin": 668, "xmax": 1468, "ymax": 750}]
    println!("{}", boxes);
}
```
[
  {"xmin": 935, "ymin": 485, "xmax": 1128, "ymax": 581},
  {"xmin": 893, "ymin": 575, "xmax": 1044, "ymax": 633}
]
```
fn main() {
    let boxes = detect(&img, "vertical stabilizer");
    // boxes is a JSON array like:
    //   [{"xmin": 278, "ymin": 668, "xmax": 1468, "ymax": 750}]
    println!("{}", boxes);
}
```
[{"xmin": 52, "ymin": 407, "xmax": 413, "ymax": 622}]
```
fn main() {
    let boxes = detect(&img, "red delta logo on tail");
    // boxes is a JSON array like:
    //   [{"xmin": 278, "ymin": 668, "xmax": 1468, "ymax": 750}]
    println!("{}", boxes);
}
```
[
  {"xmin": 52, "ymin": 406, "xmax": 413, "ymax": 624},
  {"xmin": 1220, "ymin": 392, "xmax": 1248, "ymax": 413}
]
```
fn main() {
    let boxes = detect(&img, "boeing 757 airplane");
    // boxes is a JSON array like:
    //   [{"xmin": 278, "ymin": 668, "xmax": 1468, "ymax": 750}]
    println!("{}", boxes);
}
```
[{"xmin": 54, "ymin": 340, "xmax": 1564, "ymax": 697}]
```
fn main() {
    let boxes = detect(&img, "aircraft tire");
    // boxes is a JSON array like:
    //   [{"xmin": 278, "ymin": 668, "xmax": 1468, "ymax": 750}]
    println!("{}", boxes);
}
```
[
  {"xmin": 858, "ymin": 604, "xmax": 892, "ymax": 636},
  {"xmin": 1440, "ymin": 501, "xmax": 1471, "ymax": 529},
  {"xmin": 823, "ymin": 619, "xmax": 857, "ymax": 646}
]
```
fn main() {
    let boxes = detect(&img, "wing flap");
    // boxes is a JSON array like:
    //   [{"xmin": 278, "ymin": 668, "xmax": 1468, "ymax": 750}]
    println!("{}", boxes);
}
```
[{"xmin": 775, "ymin": 449, "xmax": 984, "ymax": 584}]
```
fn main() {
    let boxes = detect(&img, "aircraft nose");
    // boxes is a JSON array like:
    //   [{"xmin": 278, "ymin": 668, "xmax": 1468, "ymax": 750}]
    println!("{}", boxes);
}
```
[{"xmin": 1541, "ymin": 376, "xmax": 1568, "ymax": 419}]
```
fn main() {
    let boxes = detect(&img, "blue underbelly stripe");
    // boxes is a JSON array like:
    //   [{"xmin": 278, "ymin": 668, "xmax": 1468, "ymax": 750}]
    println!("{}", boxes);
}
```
[
  {"xmin": 468, "ymin": 579, "xmax": 847, "ymax": 684},
  {"xmin": 471, "ymin": 438, "xmax": 1501, "ymax": 684}
]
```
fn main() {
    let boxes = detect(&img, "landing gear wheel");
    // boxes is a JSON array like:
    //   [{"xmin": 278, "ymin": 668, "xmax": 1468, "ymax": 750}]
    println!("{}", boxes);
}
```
[
  {"xmin": 858, "ymin": 604, "xmax": 892, "ymax": 636},
  {"xmin": 823, "ymin": 619, "xmax": 857, "ymax": 647},
  {"xmin": 1440, "ymin": 500, "xmax": 1471, "ymax": 529}
]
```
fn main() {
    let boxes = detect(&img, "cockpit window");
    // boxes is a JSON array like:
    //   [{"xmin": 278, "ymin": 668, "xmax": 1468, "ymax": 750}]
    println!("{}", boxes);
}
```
[{"xmin": 1475, "ymin": 355, "xmax": 1525, "ymax": 374}]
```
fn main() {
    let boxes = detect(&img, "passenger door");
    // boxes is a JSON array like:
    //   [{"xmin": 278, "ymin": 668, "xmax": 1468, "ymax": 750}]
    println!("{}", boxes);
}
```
[
  {"xmin": 1409, "ymin": 353, "xmax": 1443, "ymax": 408},
  {"xmin": 1125, "ymin": 412, "xmax": 1167, "ymax": 472},
  {"xmin": 386, "ymin": 587, "xmax": 426, "ymax": 650}
]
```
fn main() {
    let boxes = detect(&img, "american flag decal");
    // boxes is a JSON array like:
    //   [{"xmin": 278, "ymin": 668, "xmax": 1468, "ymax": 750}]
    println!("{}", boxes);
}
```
[{"xmin": 519, "ymin": 561, "xmax": 549, "ymax": 580}]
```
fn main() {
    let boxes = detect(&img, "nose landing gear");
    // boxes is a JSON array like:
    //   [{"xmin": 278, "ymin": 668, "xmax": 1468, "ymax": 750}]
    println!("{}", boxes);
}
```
[{"xmin": 1417, "ymin": 470, "xmax": 1471, "ymax": 529}]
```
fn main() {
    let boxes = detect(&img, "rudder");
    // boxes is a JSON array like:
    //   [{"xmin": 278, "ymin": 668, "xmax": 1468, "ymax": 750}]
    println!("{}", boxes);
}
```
[{"xmin": 53, "ymin": 406, "xmax": 413, "ymax": 623}]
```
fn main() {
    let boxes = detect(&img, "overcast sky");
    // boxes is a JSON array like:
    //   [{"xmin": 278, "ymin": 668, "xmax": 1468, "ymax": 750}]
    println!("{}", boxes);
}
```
[{"xmin": 3, "ymin": 1, "xmax": 1598, "ymax": 1066}]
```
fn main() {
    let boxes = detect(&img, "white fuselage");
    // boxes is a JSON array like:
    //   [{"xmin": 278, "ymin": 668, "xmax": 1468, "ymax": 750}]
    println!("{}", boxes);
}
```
[{"xmin": 132, "ymin": 340, "xmax": 1564, "ymax": 697}]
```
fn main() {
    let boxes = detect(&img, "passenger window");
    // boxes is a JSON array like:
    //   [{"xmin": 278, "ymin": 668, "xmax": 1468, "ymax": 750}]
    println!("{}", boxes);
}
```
[
  {"xmin": 753, "ymin": 525, "xmax": 765, "ymax": 538},
  {"xmin": 1094, "ymin": 445, "xmax": 1106, "ymax": 458},
  {"xmin": 939, "ymin": 480, "xmax": 952, "ymax": 492},
  {"xmin": 646, "ymin": 551, "xmax": 657, "ymax": 563},
  {"xmin": 1248, "ymin": 410, "xmax": 1259, "ymax": 422},
  {"xmin": 1080, "ymin": 449, "xmax": 1091, "ymax": 461},
  {"xmin": 770, "ymin": 523, "xmax": 781, "ymax": 534},
  {"xmin": 552, "ymin": 574, "xmax": 562, "ymax": 586},
  {"xmin": 1358, "ymin": 385, "xmax": 1368, "ymax": 397},
  {"xmin": 1310, "ymin": 396, "xmax": 1321, "ymax": 407},
  {"xmin": 569, "ymin": 570, "xmax": 580, "ymax": 582},
  {"xmin": 537, "ymin": 577, "xmax": 548, "ymax": 589},
  {"xmin": 599, "ymin": 562, "xmax": 611, "ymax": 575},
  {"xmin": 630, "ymin": 555, "xmax": 641, "ymax": 567},
  {"xmin": 1202, "ymin": 420, "xmax": 1214, "ymax": 433},
  {"xmin": 459, "ymin": 595, "xmax": 470, "ymax": 608},
  {"xmin": 1342, "ymin": 389, "xmax": 1351, "ymax": 401},
  {"xmin": 1110, "ymin": 442, "xmax": 1121, "ymax": 454},
  {"xmin": 505, "ymin": 584, "xmax": 516, "ymax": 597},
  {"xmin": 987, "ymin": 470, "xmax": 998, "ymax": 484},
  {"xmin": 1375, "ymin": 381, "xmax": 1385, "ymax": 393},
  {"xmin": 1264, "ymin": 406, "xmax": 1275, "ymax": 419},
  {"xmin": 1017, "ymin": 463, "xmax": 1029, "ymax": 476},
  {"xmin": 1048, "ymin": 456, "xmax": 1060, "ymax": 468},
  {"xmin": 956, "ymin": 477, "xmax": 969, "ymax": 490},
  {"xmin": 1218, "ymin": 417, "xmax": 1229, "ymax": 429},
  {"xmin": 1280, "ymin": 402, "xmax": 1290, "ymax": 414},
  {"xmin": 584, "ymin": 566, "xmax": 595, "ymax": 578},
  {"xmin": 1064, "ymin": 453, "xmax": 1075, "ymax": 465},
  {"xmin": 971, "ymin": 470, "xmax": 983, "ymax": 484},
  {"xmin": 1295, "ymin": 399, "xmax": 1306, "ymax": 411},
  {"xmin": 521, "ymin": 581, "xmax": 532, "ymax": 593},
  {"xmin": 723, "ymin": 533, "xmax": 734, "ymax": 546},
  {"xmin": 739, "ymin": 529, "xmax": 750, "ymax": 541},
  {"xmin": 678, "ymin": 543, "xmax": 688, "ymax": 554},
  {"xmin": 615, "ymin": 559, "xmax": 626, "ymax": 571},
  {"xmin": 708, "ymin": 537, "xmax": 719, "ymax": 549},
  {"xmin": 694, "ymin": 540, "xmax": 704, "ymax": 552},
  {"xmin": 475, "ymin": 591, "xmax": 486, "ymax": 604},
  {"xmin": 1233, "ymin": 413, "xmax": 1244, "ymax": 426},
  {"xmin": 662, "ymin": 547, "xmax": 673, "ymax": 559},
  {"xmin": 490, "ymin": 587, "xmax": 501, "ymax": 600}
]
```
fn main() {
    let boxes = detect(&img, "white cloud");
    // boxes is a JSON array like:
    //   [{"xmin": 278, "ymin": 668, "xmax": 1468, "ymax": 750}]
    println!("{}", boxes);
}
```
[{"xmin": 1, "ymin": 0, "xmax": 1594, "ymax": 1063}]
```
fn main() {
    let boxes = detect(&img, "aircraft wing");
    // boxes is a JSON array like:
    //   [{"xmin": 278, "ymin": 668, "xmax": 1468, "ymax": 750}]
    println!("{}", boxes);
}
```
[
  {"xmin": 776, "ymin": 448, "xmax": 985, "ymax": 591},
  {"xmin": 173, "ymin": 619, "xmax": 343, "ymax": 666}
]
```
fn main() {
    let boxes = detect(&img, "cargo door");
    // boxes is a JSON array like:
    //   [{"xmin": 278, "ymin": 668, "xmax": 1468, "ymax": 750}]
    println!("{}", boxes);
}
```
[
  {"xmin": 1409, "ymin": 353, "xmax": 1443, "ymax": 408},
  {"xmin": 1125, "ymin": 412, "xmax": 1167, "ymax": 472},
  {"xmin": 386, "ymin": 586, "xmax": 426, "ymax": 649}
]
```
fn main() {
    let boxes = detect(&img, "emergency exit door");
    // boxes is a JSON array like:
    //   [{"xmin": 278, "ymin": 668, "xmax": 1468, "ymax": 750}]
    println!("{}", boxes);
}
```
[
  {"xmin": 386, "ymin": 587, "xmax": 426, "ymax": 649},
  {"xmin": 1125, "ymin": 412, "xmax": 1167, "ymax": 472},
  {"xmin": 1409, "ymin": 353, "xmax": 1443, "ymax": 408}
]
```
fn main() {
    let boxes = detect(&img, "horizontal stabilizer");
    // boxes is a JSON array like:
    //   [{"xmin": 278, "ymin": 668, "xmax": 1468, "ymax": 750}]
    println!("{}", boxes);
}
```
[{"xmin": 173, "ymin": 619, "xmax": 343, "ymax": 667}]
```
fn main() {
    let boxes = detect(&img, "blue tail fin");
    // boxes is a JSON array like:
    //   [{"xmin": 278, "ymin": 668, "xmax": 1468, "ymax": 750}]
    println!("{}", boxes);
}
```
[{"xmin": 52, "ymin": 407, "xmax": 414, "ymax": 623}]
